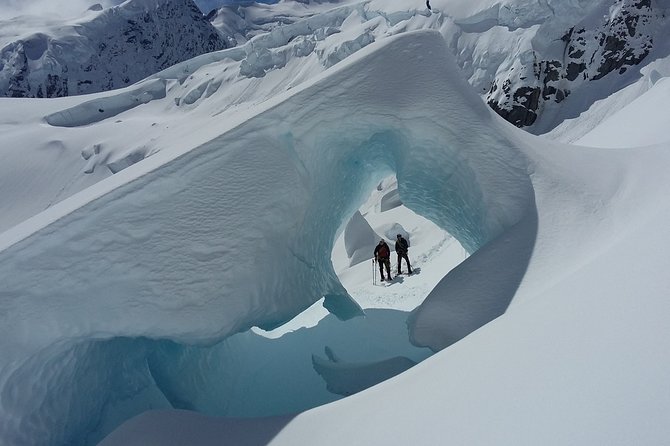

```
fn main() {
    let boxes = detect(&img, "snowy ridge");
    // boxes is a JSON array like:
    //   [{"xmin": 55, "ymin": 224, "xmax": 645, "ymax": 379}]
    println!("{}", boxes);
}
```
[
  {"xmin": 206, "ymin": 0, "xmax": 345, "ymax": 46},
  {"xmin": 44, "ymin": 78, "xmax": 168, "ymax": 127},
  {"xmin": 1, "ymin": 0, "xmax": 664, "ymax": 131},
  {"xmin": 203, "ymin": 0, "xmax": 667, "ymax": 130},
  {"xmin": 0, "ymin": 0, "xmax": 227, "ymax": 98},
  {"xmin": 467, "ymin": 0, "xmax": 663, "ymax": 128},
  {"xmin": 546, "ymin": 31, "xmax": 670, "ymax": 143}
]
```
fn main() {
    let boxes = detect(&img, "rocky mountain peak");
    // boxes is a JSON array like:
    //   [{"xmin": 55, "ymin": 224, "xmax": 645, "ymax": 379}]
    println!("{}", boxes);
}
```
[
  {"xmin": 0, "ymin": 0, "xmax": 229, "ymax": 98},
  {"xmin": 485, "ymin": 0, "xmax": 658, "ymax": 127}
]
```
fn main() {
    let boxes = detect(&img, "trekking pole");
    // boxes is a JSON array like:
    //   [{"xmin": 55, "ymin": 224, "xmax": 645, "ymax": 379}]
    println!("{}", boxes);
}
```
[{"xmin": 372, "ymin": 258, "xmax": 376, "ymax": 286}]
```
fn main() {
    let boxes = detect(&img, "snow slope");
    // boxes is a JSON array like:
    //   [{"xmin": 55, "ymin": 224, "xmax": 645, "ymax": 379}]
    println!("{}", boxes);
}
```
[
  {"xmin": 0, "ymin": 29, "xmax": 533, "ymax": 445},
  {"xmin": 2, "ymin": 0, "xmax": 665, "ymax": 237},
  {"xmin": 1, "ymin": 2, "xmax": 669, "ymax": 446},
  {"xmin": 97, "ymin": 28, "xmax": 670, "ymax": 446}
]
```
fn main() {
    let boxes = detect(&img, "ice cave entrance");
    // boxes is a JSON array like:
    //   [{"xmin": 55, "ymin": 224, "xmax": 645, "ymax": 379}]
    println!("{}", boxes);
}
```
[
  {"xmin": 145, "ymin": 176, "xmax": 469, "ymax": 422},
  {"xmin": 209, "ymin": 114, "xmax": 535, "ymax": 413},
  {"xmin": 215, "ymin": 175, "xmax": 470, "ymax": 413},
  {"xmin": 330, "ymin": 175, "xmax": 469, "ymax": 313},
  {"xmin": 310, "ymin": 175, "xmax": 470, "ymax": 398}
]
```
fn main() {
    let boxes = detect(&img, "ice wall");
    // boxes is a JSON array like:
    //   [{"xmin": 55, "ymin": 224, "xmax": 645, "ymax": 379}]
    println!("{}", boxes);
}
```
[
  {"xmin": 145, "ymin": 309, "xmax": 431, "ymax": 419},
  {"xmin": 0, "ymin": 31, "xmax": 534, "ymax": 444},
  {"xmin": 343, "ymin": 210, "xmax": 380, "ymax": 266}
]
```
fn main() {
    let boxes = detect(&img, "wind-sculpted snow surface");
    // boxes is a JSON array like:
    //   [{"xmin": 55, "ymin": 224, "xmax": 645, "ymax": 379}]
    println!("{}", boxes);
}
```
[
  {"xmin": 102, "ymin": 44, "xmax": 670, "ymax": 446},
  {"xmin": 45, "ymin": 79, "xmax": 167, "ymax": 127},
  {"xmin": 0, "ymin": 31, "xmax": 535, "ymax": 444},
  {"xmin": 312, "ymin": 348, "xmax": 417, "ymax": 396}
]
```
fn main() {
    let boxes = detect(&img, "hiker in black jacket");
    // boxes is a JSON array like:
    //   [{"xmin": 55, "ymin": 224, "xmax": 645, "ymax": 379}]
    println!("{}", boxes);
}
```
[
  {"xmin": 374, "ymin": 239, "xmax": 392, "ymax": 281},
  {"xmin": 395, "ymin": 234, "xmax": 412, "ymax": 275}
]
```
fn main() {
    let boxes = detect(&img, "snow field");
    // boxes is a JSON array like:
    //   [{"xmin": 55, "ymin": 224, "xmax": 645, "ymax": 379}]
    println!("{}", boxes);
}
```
[{"xmin": 1, "ymin": 0, "xmax": 670, "ymax": 443}]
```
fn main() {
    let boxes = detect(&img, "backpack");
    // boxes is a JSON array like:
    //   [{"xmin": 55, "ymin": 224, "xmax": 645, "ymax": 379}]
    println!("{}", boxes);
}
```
[{"xmin": 377, "ymin": 243, "xmax": 390, "ymax": 258}]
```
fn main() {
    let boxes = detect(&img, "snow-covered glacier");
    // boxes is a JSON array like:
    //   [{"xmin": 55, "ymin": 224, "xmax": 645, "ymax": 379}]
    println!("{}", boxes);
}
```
[
  {"xmin": 100, "ymin": 27, "xmax": 670, "ymax": 445},
  {"xmin": 0, "ymin": 29, "xmax": 536, "ymax": 445},
  {"xmin": 2, "ymin": 1, "xmax": 670, "ymax": 445}
]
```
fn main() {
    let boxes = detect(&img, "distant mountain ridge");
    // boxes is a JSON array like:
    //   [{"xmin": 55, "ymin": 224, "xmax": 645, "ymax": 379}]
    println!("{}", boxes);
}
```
[
  {"xmin": 484, "ymin": 0, "xmax": 659, "ymax": 127},
  {"xmin": 0, "ymin": 0, "xmax": 229, "ymax": 98},
  {"xmin": 202, "ymin": 0, "xmax": 666, "ymax": 130},
  {"xmin": 0, "ymin": 0, "xmax": 665, "ymax": 132}
]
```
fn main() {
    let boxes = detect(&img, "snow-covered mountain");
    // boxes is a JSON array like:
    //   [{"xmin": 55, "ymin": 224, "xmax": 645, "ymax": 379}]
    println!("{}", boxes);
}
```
[
  {"xmin": 2, "ymin": 0, "xmax": 664, "ymax": 130},
  {"xmin": 203, "ymin": 0, "xmax": 666, "ymax": 130},
  {"xmin": 204, "ymin": 0, "xmax": 340, "ymax": 46},
  {"xmin": 478, "ymin": 0, "xmax": 661, "ymax": 128},
  {"xmin": 0, "ymin": 0, "xmax": 229, "ymax": 98}
]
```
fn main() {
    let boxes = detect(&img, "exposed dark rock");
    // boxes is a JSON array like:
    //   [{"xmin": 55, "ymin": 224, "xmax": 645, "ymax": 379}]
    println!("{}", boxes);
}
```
[
  {"xmin": 0, "ymin": 0, "xmax": 230, "ymax": 98},
  {"xmin": 591, "ymin": 0, "xmax": 653, "ymax": 80},
  {"xmin": 488, "ymin": 99, "xmax": 538, "ymax": 127},
  {"xmin": 542, "ymin": 60, "xmax": 561, "ymax": 82},
  {"xmin": 566, "ymin": 62, "xmax": 587, "ymax": 81},
  {"xmin": 568, "ymin": 46, "xmax": 585, "ymax": 59},
  {"xmin": 555, "ymin": 89, "xmax": 567, "ymax": 103},
  {"xmin": 485, "ymin": 0, "xmax": 658, "ymax": 127},
  {"xmin": 45, "ymin": 74, "xmax": 68, "ymax": 97}
]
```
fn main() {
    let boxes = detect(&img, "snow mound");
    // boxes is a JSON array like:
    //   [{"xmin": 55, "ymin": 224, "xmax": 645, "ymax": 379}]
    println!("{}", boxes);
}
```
[
  {"xmin": 45, "ymin": 79, "xmax": 167, "ymax": 127},
  {"xmin": 312, "ymin": 346, "xmax": 416, "ymax": 396},
  {"xmin": 343, "ymin": 210, "xmax": 380, "ymax": 266},
  {"xmin": 379, "ymin": 187, "xmax": 402, "ymax": 212},
  {"xmin": 575, "ymin": 77, "xmax": 670, "ymax": 148}
]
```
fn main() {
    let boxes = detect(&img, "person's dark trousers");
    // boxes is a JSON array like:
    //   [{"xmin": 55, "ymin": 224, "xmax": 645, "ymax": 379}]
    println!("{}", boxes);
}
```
[
  {"xmin": 397, "ymin": 252, "xmax": 412, "ymax": 274},
  {"xmin": 378, "ymin": 258, "xmax": 391, "ymax": 280}
]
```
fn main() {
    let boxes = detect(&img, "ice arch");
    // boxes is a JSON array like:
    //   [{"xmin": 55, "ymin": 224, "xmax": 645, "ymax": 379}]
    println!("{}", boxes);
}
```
[{"xmin": 0, "ymin": 31, "xmax": 536, "ymax": 443}]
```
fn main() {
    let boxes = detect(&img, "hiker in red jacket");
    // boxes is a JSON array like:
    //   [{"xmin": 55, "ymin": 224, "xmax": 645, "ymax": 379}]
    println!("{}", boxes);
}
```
[{"xmin": 374, "ymin": 239, "xmax": 392, "ymax": 281}]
